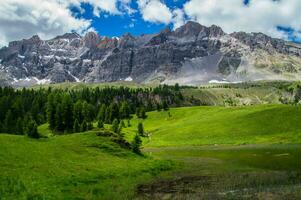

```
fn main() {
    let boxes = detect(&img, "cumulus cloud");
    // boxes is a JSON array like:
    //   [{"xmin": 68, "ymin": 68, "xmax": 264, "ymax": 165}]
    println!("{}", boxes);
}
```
[
  {"xmin": 183, "ymin": 0, "xmax": 301, "ymax": 40},
  {"xmin": 172, "ymin": 8, "xmax": 185, "ymax": 29},
  {"xmin": 137, "ymin": 0, "xmax": 172, "ymax": 24},
  {"xmin": 0, "ymin": 0, "xmax": 135, "ymax": 47},
  {"xmin": 0, "ymin": 0, "xmax": 92, "ymax": 46}
]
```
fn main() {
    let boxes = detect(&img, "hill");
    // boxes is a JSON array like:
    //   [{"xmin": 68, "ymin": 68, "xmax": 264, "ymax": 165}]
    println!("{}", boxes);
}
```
[
  {"xmin": 0, "ymin": 130, "xmax": 172, "ymax": 199},
  {"xmin": 125, "ymin": 104, "xmax": 301, "ymax": 147}
]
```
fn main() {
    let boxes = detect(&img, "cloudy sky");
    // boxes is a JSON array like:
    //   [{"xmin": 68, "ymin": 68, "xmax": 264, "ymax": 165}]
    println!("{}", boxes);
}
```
[{"xmin": 0, "ymin": 0, "xmax": 301, "ymax": 46}]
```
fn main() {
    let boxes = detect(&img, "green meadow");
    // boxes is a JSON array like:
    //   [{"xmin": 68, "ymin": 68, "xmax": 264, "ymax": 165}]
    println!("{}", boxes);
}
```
[{"xmin": 1, "ymin": 104, "xmax": 301, "ymax": 199}]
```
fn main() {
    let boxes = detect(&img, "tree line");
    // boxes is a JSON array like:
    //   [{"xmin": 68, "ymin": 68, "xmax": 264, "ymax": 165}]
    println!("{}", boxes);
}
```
[{"xmin": 0, "ymin": 84, "xmax": 184, "ymax": 137}]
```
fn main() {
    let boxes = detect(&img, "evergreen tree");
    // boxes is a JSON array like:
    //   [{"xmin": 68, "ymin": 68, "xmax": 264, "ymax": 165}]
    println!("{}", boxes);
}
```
[
  {"xmin": 112, "ymin": 118, "xmax": 119, "ymax": 133},
  {"xmin": 97, "ymin": 104, "xmax": 106, "ymax": 121},
  {"xmin": 73, "ymin": 100, "xmax": 83, "ymax": 124},
  {"xmin": 61, "ymin": 94, "xmax": 74, "ymax": 131},
  {"xmin": 73, "ymin": 119, "xmax": 80, "ymax": 133},
  {"xmin": 127, "ymin": 119, "xmax": 131, "ymax": 127},
  {"xmin": 46, "ymin": 93, "xmax": 56, "ymax": 130},
  {"xmin": 80, "ymin": 120, "xmax": 88, "ymax": 132},
  {"xmin": 119, "ymin": 102, "xmax": 130, "ymax": 119},
  {"xmin": 87, "ymin": 122, "xmax": 93, "ymax": 130},
  {"xmin": 82, "ymin": 101, "xmax": 94, "ymax": 122},
  {"xmin": 131, "ymin": 134, "xmax": 142, "ymax": 154},
  {"xmin": 25, "ymin": 120, "xmax": 39, "ymax": 139},
  {"xmin": 138, "ymin": 122, "xmax": 144, "ymax": 136},
  {"xmin": 175, "ymin": 83, "xmax": 180, "ymax": 91},
  {"xmin": 163, "ymin": 100, "xmax": 169, "ymax": 111},
  {"xmin": 16, "ymin": 118, "xmax": 24, "ymax": 135},
  {"xmin": 55, "ymin": 104, "xmax": 64, "ymax": 132},
  {"xmin": 109, "ymin": 103, "xmax": 120, "ymax": 123},
  {"xmin": 97, "ymin": 120, "xmax": 104, "ymax": 129},
  {"xmin": 3, "ymin": 110, "xmax": 14, "ymax": 133},
  {"xmin": 156, "ymin": 103, "xmax": 162, "ymax": 112}
]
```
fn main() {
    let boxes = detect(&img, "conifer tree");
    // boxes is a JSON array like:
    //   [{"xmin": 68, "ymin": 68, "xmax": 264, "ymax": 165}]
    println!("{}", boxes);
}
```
[
  {"xmin": 25, "ymin": 120, "xmax": 39, "ymax": 139},
  {"xmin": 97, "ymin": 104, "xmax": 106, "ymax": 121},
  {"xmin": 46, "ymin": 93, "xmax": 56, "ymax": 130},
  {"xmin": 97, "ymin": 120, "xmax": 104, "ymax": 129},
  {"xmin": 131, "ymin": 134, "xmax": 142, "ymax": 154},
  {"xmin": 111, "ymin": 118, "xmax": 119, "ymax": 133},
  {"xmin": 80, "ymin": 120, "xmax": 88, "ymax": 132},
  {"xmin": 55, "ymin": 104, "xmax": 64, "ymax": 132},
  {"xmin": 138, "ymin": 122, "xmax": 144, "ymax": 136},
  {"xmin": 73, "ymin": 119, "xmax": 80, "ymax": 133},
  {"xmin": 16, "ymin": 118, "xmax": 24, "ymax": 135},
  {"xmin": 119, "ymin": 101, "xmax": 130, "ymax": 119},
  {"xmin": 62, "ymin": 94, "xmax": 74, "ymax": 131},
  {"xmin": 163, "ymin": 100, "xmax": 169, "ymax": 111},
  {"xmin": 3, "ymin": 110, "xmax": 14, "ymax": 133}
]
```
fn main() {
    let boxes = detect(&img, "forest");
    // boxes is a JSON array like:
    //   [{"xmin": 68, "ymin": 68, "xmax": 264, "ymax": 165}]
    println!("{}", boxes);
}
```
[{"xmin": 0, "ymin": 84, "xmax": 185, "ymax": 138}]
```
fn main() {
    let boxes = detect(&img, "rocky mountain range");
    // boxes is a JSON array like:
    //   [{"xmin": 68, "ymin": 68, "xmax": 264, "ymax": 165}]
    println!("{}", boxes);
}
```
[{"xmin": 1, "ymin": 21, "xmax": 301, "ymax": 87}]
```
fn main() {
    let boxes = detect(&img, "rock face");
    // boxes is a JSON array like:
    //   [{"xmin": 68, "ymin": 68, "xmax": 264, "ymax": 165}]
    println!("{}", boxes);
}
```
[{"xmin": 1, "ymin": 22, "xmax": 301, "ymax": 86}]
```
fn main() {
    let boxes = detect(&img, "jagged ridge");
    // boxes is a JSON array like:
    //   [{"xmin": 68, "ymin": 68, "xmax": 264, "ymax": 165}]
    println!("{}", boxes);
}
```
[{"xmin": 0, "ymin": 21, "xmax": 301, "ymax": 86}]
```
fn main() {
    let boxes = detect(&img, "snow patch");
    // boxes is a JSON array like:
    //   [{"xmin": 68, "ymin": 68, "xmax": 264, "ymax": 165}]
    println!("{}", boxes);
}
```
[
  {"xmin": 125, "ymin": 76, "xmax": 133, "ymax": 81},
  {"xmin": 209, "ymin": 79, "xmax": 230, "ymax": 84},
  {"xmin": 33, "ymin": 77, "xmax": 51, "ymax": 84},
  {"xmin": 18, "ymin": 54, "xmax": 25, "ymax": 59},
  {"xmin": 67, "ymin": 70, "xmax": 80, "ymax": 82}
]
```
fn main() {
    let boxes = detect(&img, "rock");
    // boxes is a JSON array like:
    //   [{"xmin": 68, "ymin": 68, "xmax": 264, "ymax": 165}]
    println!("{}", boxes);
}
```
[{"xmin": 0, "ymin": 21, "xmax": 301, "ymax": 87}]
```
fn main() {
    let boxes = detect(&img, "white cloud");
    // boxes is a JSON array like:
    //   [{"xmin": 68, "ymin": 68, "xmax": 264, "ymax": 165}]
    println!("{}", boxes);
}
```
[
  {"xmin": 0, "ymin": 0, "xmax": 91, "ymax": 46},
  {"xmin": 183, "ymin": 0, "xmax": 301, "ymax": 40},
  {"xmin": 137, "ymin": 0, "xmax": 172, "ymax": 24},
  {"xmin": 172, "ymin": 8, "xmax": 185, "ymax": 29}
]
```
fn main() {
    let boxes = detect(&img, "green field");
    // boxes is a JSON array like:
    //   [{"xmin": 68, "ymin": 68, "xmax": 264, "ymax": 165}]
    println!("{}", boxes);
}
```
[
  {"xmin": 125, "ymin": 104, "xmax": 301, "ymax": 147},
  {"xmin": 1, "ymin": 104, "xmax": 301, "ymax": 199}
]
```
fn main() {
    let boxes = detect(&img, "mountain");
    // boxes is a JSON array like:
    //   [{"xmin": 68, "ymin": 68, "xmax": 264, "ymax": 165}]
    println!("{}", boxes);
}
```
[{"xmin": 1, "ymin": 21, "xmax": 301, "ymax": 87}]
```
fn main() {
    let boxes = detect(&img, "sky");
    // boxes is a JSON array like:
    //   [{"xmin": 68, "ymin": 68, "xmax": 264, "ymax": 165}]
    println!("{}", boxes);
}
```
[{"xmin": 0, "ymin": 0, "xmax": 301, "ymax": 47}]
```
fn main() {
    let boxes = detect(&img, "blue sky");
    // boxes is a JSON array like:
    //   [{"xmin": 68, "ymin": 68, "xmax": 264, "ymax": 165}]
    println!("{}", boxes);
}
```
[
  {"xmin": 69, "ymin": 0, "xmax": 300, "ymax": 42},
  {"xmin": 0, "ymin": 0, "xmax": 301, "ymax": 46}
]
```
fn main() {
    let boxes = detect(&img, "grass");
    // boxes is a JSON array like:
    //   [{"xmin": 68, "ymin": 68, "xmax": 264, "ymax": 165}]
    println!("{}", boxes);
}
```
[
  {"xmin": 0, "ymin": 131, "xmax": 174, "ymax": 200},
  {"xmin": 125, "ymin": 104, "xmax": 301, "ymax": 147},
  {"xmin": 2, "ymin": 104, "xmax": 301, "ymax": 199},
  {"xmin": 124, "ymin": 104, "xmax": 301, "ymax": 199}
]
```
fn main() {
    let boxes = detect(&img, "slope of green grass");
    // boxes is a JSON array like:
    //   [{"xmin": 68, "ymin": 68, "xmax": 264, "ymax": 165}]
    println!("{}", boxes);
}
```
[
  {"xmin": 124, "ymin": 105, "xmax": 301, "ymax": 199},
  {"xmin": 0, "ymin": 131, "xmax": 173, "ymax": 200},
  {"xmin": 125, "ymin": 104, "xmax": 301, "ymax": 147}
]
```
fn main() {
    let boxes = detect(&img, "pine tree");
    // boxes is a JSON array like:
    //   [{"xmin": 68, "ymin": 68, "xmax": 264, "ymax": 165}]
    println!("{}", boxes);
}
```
[
  {"xmin": 112, "ymin": 118, "xmax": 119, "ymax": 133},
  {"xmin": 3, "ymin": 110, "xmax": 14, "ymax": 133},
  {"xmin": 119, "ymin": 102, "xmax": 130, "ymax": 119},
  {"xmin": 109, "ymin": 103, "xmax": 120, "ymax": 123},
  {"xmin": 25, "ymin": 120, "xmax": 39, "ymax": 139},
  {"xmin": 127, "ymin": 119, "xmax": 131, "ymax": 127},
  {"xmin": 46, "ymin": 93, "xmax": 56, "ymax": 130},
  {"xmin": 73, "ymin": 119, "xmax": 80, "ymax": 133},
  {"xmin": 97, "ymin": 120, "xmax": 104, "ymax": 129},
  {"xmin": 131, "ymin": 134, "xmax": 142, "ymax": 154},
  {"xmin": 16, "ymin": 118, "xmax": 24, "ymax": 135},
  {"xmin": 97, "ymin": 104, "xmax": 106, "ymax": 121},
  {"xmin": 138, "ymin": 122, "xmax": 144, "ymax": 136},
  {"xmin": 61, "ymin": 94, "xmax": 74, "ymax": 131},
  {"xmin": 163, "ymin": 100, "xmax": 169, "ymax": 111},
  {"xmin": 80, "ymin": 120, "xmax": 88, "ymax": 132},
  {"xmin": 73, "ymin": 100, "xmax": 83, "ymax": 124},
  {"xmin": 55, "ymin": 104, "xmax": 64, "ymax": 132},
  {"xmin": 156, "ymin": 103, "xmax": 162, "ymax": 112}
]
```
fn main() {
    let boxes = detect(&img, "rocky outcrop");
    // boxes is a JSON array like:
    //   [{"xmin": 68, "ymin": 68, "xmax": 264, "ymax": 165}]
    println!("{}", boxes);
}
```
[{"xmin": 0, "ymin": 21, "xmax": 301, "ymax": 87}]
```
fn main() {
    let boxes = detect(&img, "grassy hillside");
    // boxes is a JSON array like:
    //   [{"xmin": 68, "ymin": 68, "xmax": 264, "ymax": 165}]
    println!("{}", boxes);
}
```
[
  {"xmin": 125, "ymin": 104, "xmax": 301, "ymax": 147},
  {"xmin": 124, "ymin": 105, "xmax": 301, "ymax": 199},
  {"xmin": 2, "ymin": 104, "xmax": 301, "ymax": 199},
  {"xmin": 0, "ymin": 131, "xmax": 173, "ymax": 200}
]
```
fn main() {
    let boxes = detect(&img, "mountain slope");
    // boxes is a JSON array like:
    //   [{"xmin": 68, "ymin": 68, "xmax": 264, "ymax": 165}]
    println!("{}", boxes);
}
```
[{"xmin": 0, "ymin": 21, "xmax": 301, "ymax": 86}]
